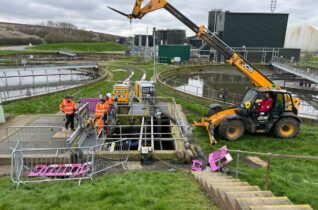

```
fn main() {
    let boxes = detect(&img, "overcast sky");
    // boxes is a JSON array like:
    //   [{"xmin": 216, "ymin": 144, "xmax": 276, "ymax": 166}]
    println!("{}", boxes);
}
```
[{"xmin": 0, "ymin": 0, "xmax": 317, "ymax": 36}]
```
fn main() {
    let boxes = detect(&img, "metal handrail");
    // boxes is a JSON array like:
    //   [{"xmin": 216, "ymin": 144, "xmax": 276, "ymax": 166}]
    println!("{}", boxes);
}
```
[
  {"xmin": 227, "ymin": 149, "xmax": 318, "ymax": 190},
  {"xmin": 228, "ymin": 149, "xmax": 318, "ymax": 161}
]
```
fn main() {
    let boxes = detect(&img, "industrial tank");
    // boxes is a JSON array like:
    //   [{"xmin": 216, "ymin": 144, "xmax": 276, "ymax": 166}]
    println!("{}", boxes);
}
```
[{"xmin": 284, "ymin": 25, "xmax": 318, "ymax": 52}]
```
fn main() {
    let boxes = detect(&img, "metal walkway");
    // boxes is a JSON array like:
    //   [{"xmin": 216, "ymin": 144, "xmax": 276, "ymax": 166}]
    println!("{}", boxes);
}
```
[{"xmin": 271, "ymin": 61, "xmax": 318, "ymax": 84}]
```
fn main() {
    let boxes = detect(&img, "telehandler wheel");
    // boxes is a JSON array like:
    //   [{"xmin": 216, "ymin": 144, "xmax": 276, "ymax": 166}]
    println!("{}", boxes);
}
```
[
  {"xmin": 219, "ymin": 120, "xmax": 245, "ymax": 141},
  {"xmin": 274, "ymin": 117, "xmax": 300, "ymax": 138}
]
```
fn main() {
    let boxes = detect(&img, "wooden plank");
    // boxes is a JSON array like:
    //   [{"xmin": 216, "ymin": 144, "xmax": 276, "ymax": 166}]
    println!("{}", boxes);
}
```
[
  {"xmin": 193, "ymin": 172, "xmax": 229, "ymax": 181},
  {"xmin": 218, "ymin": 188, "xmax": 264, "ymax": 209},
  {"xmin": 200, "ymin": 179, "xmax": 241, "ymax": 199},
  {"xmin": 204, "ymin": 182, "xmax": 250, "ymax": 204},
  {"xmin": 224, "ymin": 191, "xmax": 272, "ymax": 210},
  {"xmin": 249, "ymin": 205, "xmax": 313, "ymax": 210},
  {"xmin": 235, "ymin": 197, "xmax": 292, "ymax": 210},
  {"xmin": 198, "ymin": 176, "xmax": 240, "ymax": 186}
]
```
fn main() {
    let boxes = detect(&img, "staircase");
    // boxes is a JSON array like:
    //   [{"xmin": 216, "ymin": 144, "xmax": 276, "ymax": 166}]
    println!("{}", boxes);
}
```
[{"xmin": 193, "ymin": 171, "xmax": 313, "ymax": 210}]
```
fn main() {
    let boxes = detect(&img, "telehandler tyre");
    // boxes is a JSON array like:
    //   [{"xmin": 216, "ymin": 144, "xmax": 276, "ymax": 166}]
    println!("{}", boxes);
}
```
[
  {"xmin": 274, "ymin": 117, "xmax": 300, "ymax": 138},
  {"xmin": 219, "ymin": 119, "xmax": 245, "ymax": 141}
]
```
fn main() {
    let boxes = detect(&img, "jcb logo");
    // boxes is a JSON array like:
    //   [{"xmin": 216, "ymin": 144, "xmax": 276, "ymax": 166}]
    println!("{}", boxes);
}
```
[{"xmin": 242, "ymin": 62, "xmax": 254, "ymax": 73}]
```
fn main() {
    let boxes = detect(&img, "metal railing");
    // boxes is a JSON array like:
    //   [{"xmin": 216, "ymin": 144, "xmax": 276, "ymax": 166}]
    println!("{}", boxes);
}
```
[
  {"xmin": 0, "ymin": 66, "xmax": 108, "ymax": 103},
  {"xmin": 11, "ymin": 137, "xmax": 130, "ymax": 187},
  {"xmin": 271, "ymin": 57, "xmax": 318, "ymax": 83},
  {"xmin": 79, "ymin": 96, "xmax": 189, "ymax": 139},
  {"xmin": 162, "ymin": 77, "xmax": 245, "ymax": 104},
  {"xmin": 0, "ymin": 55, "xmax": 124, "ymax": 67},
  {"xmin": 298, "ymin": 102, "xmax": 318, "ymax": 121}
]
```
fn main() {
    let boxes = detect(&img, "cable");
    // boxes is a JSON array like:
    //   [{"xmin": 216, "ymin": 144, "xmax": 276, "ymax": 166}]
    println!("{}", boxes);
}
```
[{"xmin": 152, "ymin": 152, "xmax": 191, "ymax": 173}]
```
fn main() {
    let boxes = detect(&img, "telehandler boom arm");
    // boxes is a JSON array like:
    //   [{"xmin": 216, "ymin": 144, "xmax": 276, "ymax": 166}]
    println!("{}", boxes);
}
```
[{"xmin": 108, "ymin": 0, "xmax": 274, "ymax": 87}]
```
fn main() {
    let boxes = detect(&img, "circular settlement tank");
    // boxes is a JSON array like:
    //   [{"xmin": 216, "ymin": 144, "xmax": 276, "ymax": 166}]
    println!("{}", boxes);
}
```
[{"xmin": 284, "ymin": 25, "xmax": 318, "ymax": 52}]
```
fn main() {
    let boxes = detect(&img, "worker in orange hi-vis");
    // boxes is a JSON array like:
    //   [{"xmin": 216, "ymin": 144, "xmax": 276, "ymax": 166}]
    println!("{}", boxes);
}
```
[
  {"xmin": 95, "ymin": 98, "xmax": 108, "ymax": 136},
  {"xmin": 59, "ymin": 96, "xmax": 77, "ymax": 131},
  {"xmin": 105, "ymin": 92, "xmax": 114, "ymax": 106}
]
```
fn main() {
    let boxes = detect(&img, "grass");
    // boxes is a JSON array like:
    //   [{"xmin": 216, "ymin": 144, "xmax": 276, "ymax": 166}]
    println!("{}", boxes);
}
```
[
  {"xmin": 193, "ymin": 124, "xmax": 318, "ymax": 209},
  {"xmin": 155, "ymin": 65, "xmax": 318, "ymax": 209},
  {"xmin": 0, "ymin": 50, "xmax": 29, "ymax": 55},
  {"xmin": 27, "ymin": 42, "xmax": 125, "ymax": 52},
  {"xmin": 297, "ymin": 56, "xmax": 318, "ymax": 69},
  {"xmin": 0, "ymin": 58, "xmax": 219, "ymax": 210},
  {"xmin": 0, "ymin": 171, "xmax": 217, "ymax": 210},
  {"xmin": 3, "ymin": 58, "xmax": 318, "ymax": 208}
]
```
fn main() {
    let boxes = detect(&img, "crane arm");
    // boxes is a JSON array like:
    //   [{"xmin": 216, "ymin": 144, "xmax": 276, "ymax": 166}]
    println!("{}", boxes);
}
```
[{"xmin": 109, "ymin": 0, "xmax": 274, "ymax": 87}]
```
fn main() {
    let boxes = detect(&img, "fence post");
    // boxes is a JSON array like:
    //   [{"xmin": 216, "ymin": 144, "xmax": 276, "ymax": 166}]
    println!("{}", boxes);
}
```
[
  {"xmin": 236, "ymin": 150, "xmax": 240, "ymax": 178},
  {"xmin": 90, "ymin": 147, "xmax": 94, "ymax": 179},
  {"xmin": 264, "ymin": 153, "xmax": 272, "ymax": 190}
]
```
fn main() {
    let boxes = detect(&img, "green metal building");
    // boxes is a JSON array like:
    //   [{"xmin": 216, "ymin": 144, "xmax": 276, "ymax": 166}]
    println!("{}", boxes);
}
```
[{"xmin": 158, "ymin": 45, "xmax": 191, "ymax": 64}]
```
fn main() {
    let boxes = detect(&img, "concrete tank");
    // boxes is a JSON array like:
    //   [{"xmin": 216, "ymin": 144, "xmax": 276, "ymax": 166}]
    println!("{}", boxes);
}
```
[{"xmin": 284, "ymin": 25, "xmax": 318, "ymax": 52}]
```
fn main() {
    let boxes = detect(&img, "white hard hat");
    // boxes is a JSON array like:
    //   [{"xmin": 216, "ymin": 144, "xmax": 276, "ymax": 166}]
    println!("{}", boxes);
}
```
[{"xmin": 106, "ymin": 93, "xmax": 111, "ymax": 98}]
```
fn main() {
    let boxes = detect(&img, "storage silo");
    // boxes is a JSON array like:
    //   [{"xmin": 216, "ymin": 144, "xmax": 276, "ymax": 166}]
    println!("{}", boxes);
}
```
[
  {"xmin": 134, "ymin": 34, "xmax": 154, "ymax": 47},
  {"xmin": 285, "ymin": 25, "xmax": 318, "ymax": 52},
  {"xmin": 208, "ymin": 9, "xmax": 222, "ymax": 32},
  {"xmin": 156, "ymin": 30, "xmax": 167, "ymax": 45},
  {"xmin": 166, "ymin": 29, "xmax": 186, "ymax": 44}
]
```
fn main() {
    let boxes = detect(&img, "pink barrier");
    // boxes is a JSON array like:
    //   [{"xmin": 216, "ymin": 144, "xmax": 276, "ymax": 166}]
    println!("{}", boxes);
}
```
[
  {"xmin": 27, "ymin": 162, "xmax": 92, "ymax": 178},
  {"xmin": 208, "ymin": 146, "xmax": 233, "ymax": 172},
  {"xmin": 79, "ymin": 98, "xmax": 99, "ymax": 113},
  {"xmin": 28, "ymin": 164, "xmax": 48, "ymax": 177},
  {"xmin": 192, "ymin": 160, "xmax": 204, "ymax": 171}
]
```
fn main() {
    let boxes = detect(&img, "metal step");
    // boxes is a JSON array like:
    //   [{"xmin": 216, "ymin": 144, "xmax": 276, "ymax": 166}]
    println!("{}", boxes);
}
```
[
  {"xmin": 235, "ymin": 197, "xmax": 292, "ymax": 210},
  {"xmin": 249, "ymin": 205, "xmax": 313, "ymax": 210},
  {"xmin": 224, "ymin": 191, "xmax": 274, "ymax": 210}
]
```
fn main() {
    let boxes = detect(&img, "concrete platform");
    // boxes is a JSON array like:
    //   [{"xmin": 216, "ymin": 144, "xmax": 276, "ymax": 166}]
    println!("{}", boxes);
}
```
[{"xmin": 0, "ymin": 114, "xmax": 69, "ymax": 155}]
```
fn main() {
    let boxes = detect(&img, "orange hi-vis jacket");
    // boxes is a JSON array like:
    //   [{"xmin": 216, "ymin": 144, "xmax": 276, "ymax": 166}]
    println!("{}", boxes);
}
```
[
  {"xmin": 59, "ymin": 99, "xmax": 77, "ymax": 115},
  {"xmin": 95, "ymin": 103, "xmax": 109, "ymax": 118},
  {"xmin": 105, "ymin": 97, "xmax": 114, "ymax": 106},
  {"xmin": 96, "ymin": 118, "xmax": 104, "ymax": 136}
]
